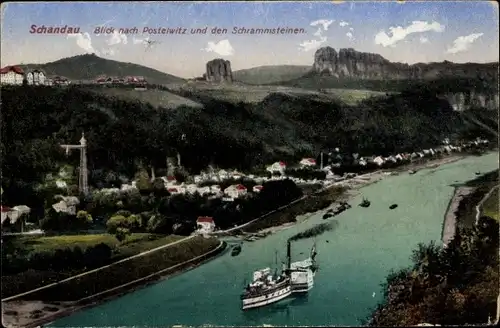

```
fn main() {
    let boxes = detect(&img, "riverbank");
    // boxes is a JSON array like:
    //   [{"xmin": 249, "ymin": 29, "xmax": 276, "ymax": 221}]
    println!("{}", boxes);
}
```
[
  {"xmin": 2, "ymin": 237, "xmax": 226, "ymax": 328},
  {"xmin": 442, "ymin": 187, "xmax": 474, "ymax": 246},
  {"xmin": 246, "ymin": 155, "xmax": 470, "ymax": 236}
]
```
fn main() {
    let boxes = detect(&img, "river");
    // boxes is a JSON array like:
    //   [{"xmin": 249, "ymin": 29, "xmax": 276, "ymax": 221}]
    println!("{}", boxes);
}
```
[{"xmin": 49, "ymin": 153, "xmax": 498, "ymax": 327}]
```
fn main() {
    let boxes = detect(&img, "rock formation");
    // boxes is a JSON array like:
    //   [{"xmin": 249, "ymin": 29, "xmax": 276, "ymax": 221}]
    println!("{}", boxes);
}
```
[
  {"xmin": 312, "ymin": 46, "xmax": 497, "ymax": 80},
  {"xmin": 205, "ymin": 59, "xmax": 233, "ymax": 83}
]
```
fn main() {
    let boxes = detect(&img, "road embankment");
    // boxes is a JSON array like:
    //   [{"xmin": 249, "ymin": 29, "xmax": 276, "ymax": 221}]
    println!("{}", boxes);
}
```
[{"xmin": 3, "ymin": 237, "xmax": 227, "ymax": 328}]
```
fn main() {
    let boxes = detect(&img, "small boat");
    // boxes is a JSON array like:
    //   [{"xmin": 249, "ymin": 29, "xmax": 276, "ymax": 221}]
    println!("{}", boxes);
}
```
[
  {"xmin": 409, "ymin": 169, "xmax": 417, "ymax": 175},
  {"xmin": 359, "ymin": 198, "xmax": 371, "ymax": 208},
  {"xmin": 232, "ymin": 244, "xmax": 242, "ymax": 256},
  {"xmin": 389, "ymin": 204, "xmax": 398, "ymax": 210},
  {"xmin": 322, "ymin": 213, "xmax": 333, "ymax": 220},
  {"xmin": 475, "ymin": 172, "xmax": 481, "ymax": 175}
]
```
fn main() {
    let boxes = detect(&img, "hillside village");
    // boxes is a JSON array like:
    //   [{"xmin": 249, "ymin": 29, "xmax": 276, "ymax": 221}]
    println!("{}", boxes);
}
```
[
  {"xmin": 0, "ymin": 65, "xmax": 148, "ymax": 87},
  {"xmin": 1, "ymin": 136, "xmax": 489, "ymax": 236}
]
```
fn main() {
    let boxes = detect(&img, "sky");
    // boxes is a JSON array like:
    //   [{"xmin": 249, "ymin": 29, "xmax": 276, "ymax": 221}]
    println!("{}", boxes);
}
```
[{"xmin": 1, "ymin": 1, "xmax": 499, "ymax": 78}]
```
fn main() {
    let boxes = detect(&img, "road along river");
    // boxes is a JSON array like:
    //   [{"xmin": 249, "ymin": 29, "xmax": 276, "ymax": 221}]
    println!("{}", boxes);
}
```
[{"xmin": 50, "ymin": 153, "xmax": 498, "ymax": 327}]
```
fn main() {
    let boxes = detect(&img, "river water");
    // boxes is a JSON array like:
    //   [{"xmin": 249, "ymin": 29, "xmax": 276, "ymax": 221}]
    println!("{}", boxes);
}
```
[{"xmin": 50, "ymin": 153, "xmax": 498, "ymax": 327}]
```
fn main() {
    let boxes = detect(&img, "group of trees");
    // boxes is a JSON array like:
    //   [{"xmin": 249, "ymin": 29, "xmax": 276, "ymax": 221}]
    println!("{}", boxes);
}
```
[
  {"xmin": 34, "ymin": 173, "xmax": 303, "ymax": 236},
  {"xmin": 2, "ymin": 240, "xmax": 113, "ymax": 276},
  {"xmin": 369, "ymin": 215, "xmax": 499, "ymax": 326}
]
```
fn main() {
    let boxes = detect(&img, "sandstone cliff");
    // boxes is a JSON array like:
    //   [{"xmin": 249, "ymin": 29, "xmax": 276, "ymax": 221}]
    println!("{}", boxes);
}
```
[
  {"xmin": 441, "ymin": 92, "xmax": 499, "ymax": 111},
  {"xmin": 206, "ymin": 59, "xmax": 233, "ymax": 83},
  {"xmin": 312, "ymin": 47, "xmax": 498, "ymax": 81}
]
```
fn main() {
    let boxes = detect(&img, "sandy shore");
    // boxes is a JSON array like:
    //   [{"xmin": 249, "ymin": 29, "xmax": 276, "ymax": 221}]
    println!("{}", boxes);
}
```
[
  {"xmin": 253, "ymin": 154, "xmax": 469, "ymax": 235},
  {"xmin": 442, "ymin": 186, "xmax": 474, "ymax": 247}
]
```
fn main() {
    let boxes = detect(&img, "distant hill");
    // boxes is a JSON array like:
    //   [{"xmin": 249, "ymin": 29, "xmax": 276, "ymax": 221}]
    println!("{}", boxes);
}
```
[
  {"xmin": 19, "ymin": 54, "xmax": 185, "ymax": 84},
  {"xmin": 233, "ymin": 65, "xmax": 311, "ymax": 85},
  {"xmin": 267, "ymin": 47, "xmax": 498, "ymax": 92}
]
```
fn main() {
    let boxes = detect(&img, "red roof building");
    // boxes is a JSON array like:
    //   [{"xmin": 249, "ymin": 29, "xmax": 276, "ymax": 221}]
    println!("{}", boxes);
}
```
[
  {"xmin": 0, "ymin": 66, "xmax": 24, "ymax": 75},
  {"xmin": 1, "ymin": 205, "xmax": 12, "ymax": 212},
  {"xmin": 236, "ymin": 184, "xmax": 247, "ymax": 191},
  {"xmin": 197, "ymin": 216, "xmax": 214, "ymax": 223}
]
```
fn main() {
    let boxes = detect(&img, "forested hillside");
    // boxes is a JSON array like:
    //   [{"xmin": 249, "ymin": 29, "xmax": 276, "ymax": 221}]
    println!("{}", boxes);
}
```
[{"xmin": 1, "ymin": 85, "xmax": 496, "ymax": 213}]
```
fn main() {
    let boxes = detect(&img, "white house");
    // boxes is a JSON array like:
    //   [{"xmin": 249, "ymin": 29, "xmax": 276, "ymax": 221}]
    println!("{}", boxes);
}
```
[
  {"xmin": 394, "ymin": 154, "xmax": 404, "ymax": 161},
  {"xmin": 299, "ymin": 158, "xmax": 316, "ymax": 167},
  {"xmin": 167, "ymin": 187, "xmax": 181, "ymax": 195},
  {"xmin": 210, "ymin": 185, "xmax": 221, "ymax": 192},
  {"xmin": 196, "ymin": 216, "xmax": 216, "ymax": 234},
  {"xmin": 373, "ymin": 156, "xmax": 385, "ymax": 166},
  {"xmin": 266, "ymin": 161, "xmax": 286, "ymax": 174},
  {"xmin": 1, "ymin": 66, "xmax": 25, "ymax": 85},
  {"xmin": 231, "ymin": 171, "xmax": 244, "ymax": 180},
  {"xmin": 218, "ymin": 169, "xmax": 229, "ymax": 180},
  {"xmin": 253, "ymin": 185, "xmax": 264, "ymax": 193},
  {"xmin": 224, "ymin": 184, "xmax": 248, "ymax": 199},
  {"xmin": 197, "ymin": 186, "xmax": 211, "ymax": 195},
  {"xmin": 385, "ymin": 156, "xmax": 397, "ymax": 163},
  {"xmin": 185, "ymin": 184, "xmax": 198, "ymax": 194},
  {"xmin": 26, "ymin": 69, "xmax": 46, "ymax": 85}
]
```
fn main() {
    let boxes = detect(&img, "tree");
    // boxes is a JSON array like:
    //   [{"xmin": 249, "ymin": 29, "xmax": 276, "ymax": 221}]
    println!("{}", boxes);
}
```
[
  {"xmin": 106, "ymin": 215, "xmax": 127, "ymax": 234},
  {"xmin": 115, "ymin": 227, "xmax": 130, "ymax": 242},
  {"xmin": 134, "ymin": 168, "xmax": 152, "ymax": 193},
  {"xmin": 76, "ymin": 210, "xmax": 93, "ymax": 226}
]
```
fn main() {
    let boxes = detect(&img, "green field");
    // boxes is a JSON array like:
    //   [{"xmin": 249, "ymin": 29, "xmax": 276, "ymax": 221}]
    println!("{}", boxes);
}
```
[
  {"xmin": 167, "ymin": 82, "xmax": 385, "ymax": 105},
  {"xmin": 482, "ymin": 187, "xmax": 499, "ymax": 221},
  {"xmin": 94, "ymin": 88, "xmax": 203, "ymax": 109},
  {"xmin": 232, "ymin": 65, "xmax": 311, "ymax": 85}
]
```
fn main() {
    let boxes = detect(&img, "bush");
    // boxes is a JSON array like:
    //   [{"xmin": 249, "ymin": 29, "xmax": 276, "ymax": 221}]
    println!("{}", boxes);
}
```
[
  {"xmin": 106, "ymin": 215, "xmax": 128, "ymax": 234},
  {"xmin": 115, "ymin": 227, "xmax": 131, "ymax": 242}
]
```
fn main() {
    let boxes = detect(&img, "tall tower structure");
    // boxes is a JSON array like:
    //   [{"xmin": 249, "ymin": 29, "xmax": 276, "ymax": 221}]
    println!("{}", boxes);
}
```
[{"xmin": 60, "ymin": 132, "xmax": 89, "ymax": 195}]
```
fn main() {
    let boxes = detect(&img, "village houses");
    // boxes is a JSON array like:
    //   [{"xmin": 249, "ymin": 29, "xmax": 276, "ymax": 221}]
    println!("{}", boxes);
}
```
[
  {"xmin": 299, "ymin": 158, "xmax": 316, "ymax": 167},
  {"xmin": 266, "ymin": 161, "xmax": 286, "ymax": 174},
  {"xmin": 196, "ymin": 216, "xmax": 216, "ymax": 234},
  {"xmin": 26, "ymin": 69, "xmax": 46, "ymax": 85},
  {"xmin": 223, "ymin": 184, "xmax": 248, "ymax": 201},
  {"xmin": 1, "ymin": 66, "xmax": 25, "ymax": 85}
]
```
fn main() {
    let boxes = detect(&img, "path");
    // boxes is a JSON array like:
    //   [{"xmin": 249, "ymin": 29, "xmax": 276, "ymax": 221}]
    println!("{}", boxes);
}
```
[
  {"xmin": 442, "ymin": 187, "xmax": 474, "ymax": 247},
  {"xmin": 2, "ymin": 235, "xmax": 195, "ymax": 302}
]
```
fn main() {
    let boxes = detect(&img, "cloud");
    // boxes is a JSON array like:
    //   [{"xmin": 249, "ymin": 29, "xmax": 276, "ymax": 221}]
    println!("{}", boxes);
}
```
[
  {"xmin": 374, "ymin": 21, "xmax": 444, "ymax": 47},
  {"xmin": 299, "ymin": 18, "xmax": 334, "ymax": 52},
  {"xmin": 446, "ymin": 33, "xmax": 484, "ymax": 54},
  {"xmin": 346, "ymin": 31, "xmax": 354, "ymax": 41},
  {"xmin": 202, "ymin": 39, "xmax": 234, "ymax": 56},
  {"xmin": 67, "ymin": 32, "xmax": 98, "ymax": 54},
  {"xmin": 310, "ymin": 19, "xmax": 334, "ymax": 31},
  {"xmin": 339, "ymin": 21, "xmax": 349, "ymax": 27},
  {"xmin": 107, "ymin": 30, "xmax": 128, "ymax": 46},
  {"xmin": 419, "ymin": 36, "xmax": 429, "ymax": 44},
  {"xmin": 101, "ymin": 48, "xmax": 116, "ymax": 56},
  {"xmin": 299, "ymin": 36, "xmax": 327, "ymax": 52}
]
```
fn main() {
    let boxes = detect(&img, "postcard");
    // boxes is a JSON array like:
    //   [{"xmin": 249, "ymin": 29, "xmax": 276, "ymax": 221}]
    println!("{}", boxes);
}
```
[{"xmin": 1, "ymin": 1, "xmax": 499, "ymax": 327}]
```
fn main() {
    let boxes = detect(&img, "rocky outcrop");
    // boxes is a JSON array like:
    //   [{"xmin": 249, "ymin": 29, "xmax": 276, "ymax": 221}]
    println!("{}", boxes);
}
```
[
  {"xmin": 441, "ymin": 92, "xmax": 500, "ymax": 111},
  {"xmin": 312, "ymin": 47, "xmax": 498, "ymax": 81},
  {"xmin": 206, "ymin": 59, "xmax": 233, "ymax": 83}
]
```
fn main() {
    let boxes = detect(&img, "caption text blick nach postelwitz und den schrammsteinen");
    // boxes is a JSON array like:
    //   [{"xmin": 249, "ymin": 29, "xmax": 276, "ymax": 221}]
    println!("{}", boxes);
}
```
[{"xmin": 29, "ymin": 24, "xmax": 307, "ymax": 35}]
